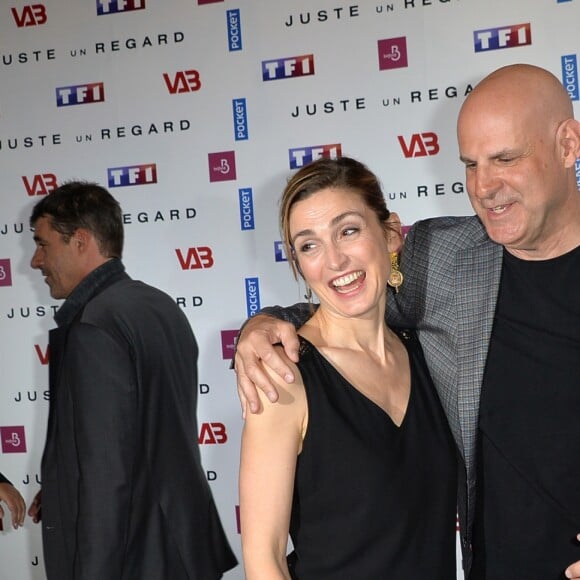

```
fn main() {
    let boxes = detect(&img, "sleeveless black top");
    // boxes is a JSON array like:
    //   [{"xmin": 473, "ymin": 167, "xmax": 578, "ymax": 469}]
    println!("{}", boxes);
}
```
[{"xmin": 287, "ymin": 329, "xmax": 457, "ymax": 579}]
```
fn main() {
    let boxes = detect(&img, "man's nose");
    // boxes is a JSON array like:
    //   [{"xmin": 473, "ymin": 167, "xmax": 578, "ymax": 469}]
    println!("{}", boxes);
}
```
[
  {"xmin": 30, "ymin": 248, "xmax": 42, "ymax": 269},
  {"xmin": 472, "ymin": 165, "xmax": 501, "ymax": 199}
]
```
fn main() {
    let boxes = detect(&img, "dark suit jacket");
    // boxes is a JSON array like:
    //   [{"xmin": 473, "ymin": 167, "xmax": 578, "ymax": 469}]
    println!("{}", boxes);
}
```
[{"xmin": 41, "ymin": 259, "xmax": 237, "ymax": 579}]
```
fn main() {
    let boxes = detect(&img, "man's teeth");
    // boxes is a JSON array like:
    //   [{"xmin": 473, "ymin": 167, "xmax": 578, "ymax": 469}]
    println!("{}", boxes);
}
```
[
  {"xmin": 491, "ymin": 205, "xmax": 507, "ymax": 213},
  {"xmin": 333, "ymin": 271, "xmax": 362, "ymax": 287}
]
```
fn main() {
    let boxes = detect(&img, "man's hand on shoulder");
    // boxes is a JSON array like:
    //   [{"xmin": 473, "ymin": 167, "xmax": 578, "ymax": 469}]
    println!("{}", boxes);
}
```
[{"xmin": 234, "ymin": 314, "xmax": 301, "ymax": 416}]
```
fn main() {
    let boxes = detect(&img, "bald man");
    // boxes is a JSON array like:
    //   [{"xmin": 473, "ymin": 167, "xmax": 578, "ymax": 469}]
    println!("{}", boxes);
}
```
[{"xmin": 234, "ymin": 64, "xmax": 580, "ymax": 579}]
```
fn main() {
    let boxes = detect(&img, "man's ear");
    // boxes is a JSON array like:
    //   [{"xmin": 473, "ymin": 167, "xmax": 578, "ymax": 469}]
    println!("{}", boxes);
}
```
[
  {"xmin": 558, "ymin": 119, "xmax": 580, "ymax": 168},
  {"xmin": 71, "ymin": 228, "xmax": 92, "ymax": 251}
]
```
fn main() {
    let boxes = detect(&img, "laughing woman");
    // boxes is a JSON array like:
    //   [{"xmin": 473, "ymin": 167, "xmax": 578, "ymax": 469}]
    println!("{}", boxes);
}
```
[{"xmin": 239, "ymin": 157, "xmax": 457, "ymax": 579}]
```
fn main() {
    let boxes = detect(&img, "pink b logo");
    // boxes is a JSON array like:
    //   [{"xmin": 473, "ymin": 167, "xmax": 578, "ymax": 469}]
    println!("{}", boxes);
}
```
[
  {"xmin": 1, "ymin": 426, "xmax": 27, "ymax": 453},
  {"xmin": 208, "ymin": 151, "xmax": 237, "ymax": 182},
  {"xmin": 378, "ymin": 37, "xmax": 408, "ymax": 71},
  {"xmin": 220, "ymin": 330, "xmax": 239, "ymax": 360},
  {"xmin": 0, "ymin": 259, "xmax": 12, "ymax": 287}
]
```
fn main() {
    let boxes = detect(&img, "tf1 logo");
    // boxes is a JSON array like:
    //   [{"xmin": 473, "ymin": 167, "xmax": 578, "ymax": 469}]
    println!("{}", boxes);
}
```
[
  {"xmin": 96, "ymin": 0, "xmax": 145, "ymax": 15},
  {"xmin": 274, "ymin": 241, "xmax": 288, "ymax": 262},
  {"xmin": 56, "ymin": 82, "xmax": 105, "ymax": 107},
  {"xmin": 474, "ymin": 23, "xmax": 531, "ymax": 52},
  {"xmin": 289, "ymin": 143, "xmax": 342, "ymax": 169},
  {"xmin": 108, "ymin": 164, "xmax": 157, "ymax": 187},
  {"xmin": 11, "ymin": 4, "xmax": 47, "ymax": 27},
  {"xmin": 262, "ymin": 54, "xmax": 314, "ymax": 81}
]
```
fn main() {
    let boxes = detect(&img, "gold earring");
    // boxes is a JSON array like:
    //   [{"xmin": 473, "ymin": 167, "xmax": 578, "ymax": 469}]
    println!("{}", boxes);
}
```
[{"xmin": 387, "ymin": 251, "xmax": 403, "ymax": 293}]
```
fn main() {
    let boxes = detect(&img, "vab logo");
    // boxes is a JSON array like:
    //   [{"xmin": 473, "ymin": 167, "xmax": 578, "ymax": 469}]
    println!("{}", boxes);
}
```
[
  {"xmin": 221, "ymin": 330, "xmax": 238, "ymax": 360},
  {"xmin": 22, "ymin": 174, "xmax": 58, "ymax": 196},
  {"xmin": 97, "ymin": 0, "xmax": 145, "ymax": 15},
  {"xmin": 1, "ymin": 426, "xmax": 27, "ymax": 453},
  {"xmin": 397, "ymin": 132, "xmax": 440, "ymax": 158},
  {"xmin": 175, "ymin": 247, "xmax": 214, "ymax": 270},
  {"xmin": 262, "ymin": 54, "xmax": 315, "ymax": 81},
  {"xmin": 108, "ymin": 163, "xmax": 157, "ymax": 187},
  {"xmin": 56, "ymin": 82, "xmax": 105, "ymax": 107},
  {"xmin": 474, "ymin": 23, "xmax": 531, "ymax": 52},
  {"xmin": 11, "ymin": 4, "xmax": 47, "ymax": 27},
  {"xmin": 163, "ymin": 70, "xmax": 201, "ymax": 94},
  {"xmin": 289, "ymin": 143, "xmax": 342, "ymax": 169},
  {"xmin": 378, "ymin": 37, "xmax": 408, "ymax": 71},
  {"xmin": 198, "ymin": 422, "xmax": 228, "ymax": 444},
  {"xmin": 34, "ymin": 344, "xmax": 50, "ymax": 365},
  {"xmin": 0, "ymin": 259, "xmax": 12, "ymax": 287},
  {"xmin": 208, "ymin": 151, "xmax": 237, "ymax": 182}
]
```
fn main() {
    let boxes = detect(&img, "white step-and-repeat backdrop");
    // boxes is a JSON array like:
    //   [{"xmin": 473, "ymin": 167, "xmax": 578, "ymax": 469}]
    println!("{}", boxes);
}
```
[{"xmin": 1, "ymin": 1, "xmax": 579, "ymax": 578}]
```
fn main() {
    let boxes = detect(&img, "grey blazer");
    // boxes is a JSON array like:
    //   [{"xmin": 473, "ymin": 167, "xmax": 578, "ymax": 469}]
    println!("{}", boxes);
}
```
[{"xmin": 391, "ymin": 215, "xmax": 503, "ymax": 571}]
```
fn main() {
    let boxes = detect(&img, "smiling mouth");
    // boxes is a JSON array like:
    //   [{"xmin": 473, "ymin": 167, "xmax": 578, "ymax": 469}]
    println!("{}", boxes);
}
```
[
  {"xmin": 331, "ymin": 271, "xmax": 364, "ymax": 293},
  {"xmin": 488, "ymin": 203, "xmax": 512, "ymax": 214}
]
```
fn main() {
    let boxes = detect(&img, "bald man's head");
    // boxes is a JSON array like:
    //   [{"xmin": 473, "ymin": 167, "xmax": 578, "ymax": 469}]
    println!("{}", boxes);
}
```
[
  {"xmin": 456, "ymin": 64, "xmax": 580, "ymax": 259},
  {"xmin": 459, "ymin": 64, "xmax": 574, "ymax": 140}
]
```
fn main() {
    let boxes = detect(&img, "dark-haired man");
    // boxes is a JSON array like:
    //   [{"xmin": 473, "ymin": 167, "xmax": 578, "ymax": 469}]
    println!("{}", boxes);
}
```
[{"xmin": 28, "ymin": 181, "xmax": 237, "ymax": 580}]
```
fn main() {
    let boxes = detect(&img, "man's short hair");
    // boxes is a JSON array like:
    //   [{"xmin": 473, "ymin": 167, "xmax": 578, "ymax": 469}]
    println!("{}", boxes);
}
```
[{"xmin": 30, "ymin": 181, "xmax": 124, "ymax": 258}]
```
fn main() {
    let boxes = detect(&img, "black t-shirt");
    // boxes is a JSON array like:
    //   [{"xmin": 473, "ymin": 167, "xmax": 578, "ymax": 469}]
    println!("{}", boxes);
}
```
[{"xmin": 472, "ymin": 246, "xmax": 580, "ymax": 580}]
